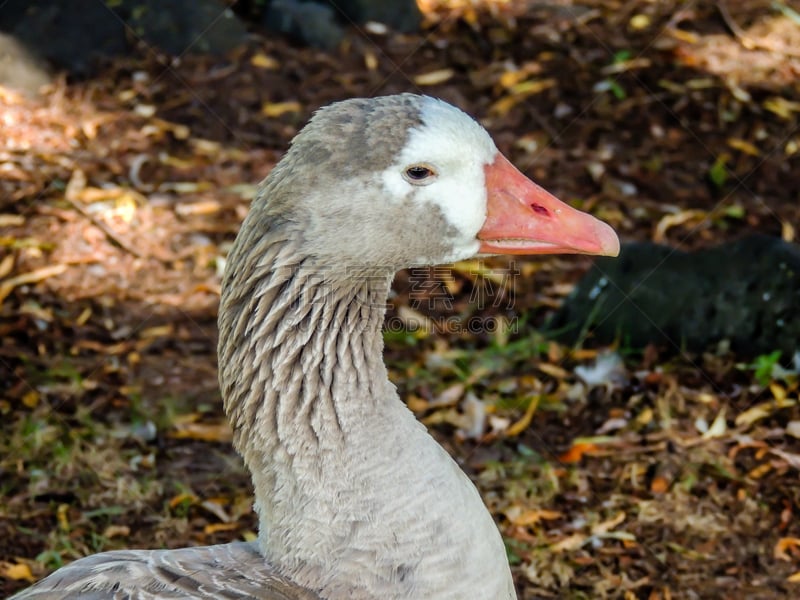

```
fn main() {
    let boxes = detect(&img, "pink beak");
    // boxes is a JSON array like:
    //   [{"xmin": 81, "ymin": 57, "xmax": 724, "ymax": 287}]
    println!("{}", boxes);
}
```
[{"xmin": 478, "ymin": 153, "xmax": 620, "ymax": 257}]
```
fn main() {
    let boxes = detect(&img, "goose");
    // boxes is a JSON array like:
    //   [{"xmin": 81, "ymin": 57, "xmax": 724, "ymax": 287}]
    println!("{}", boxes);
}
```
[{"xmin": 12, "ymin": 93, "xmax": 619, "ymax": 600}]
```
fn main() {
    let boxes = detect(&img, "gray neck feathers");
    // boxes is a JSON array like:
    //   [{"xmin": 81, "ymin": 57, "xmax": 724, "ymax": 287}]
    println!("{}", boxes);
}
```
[{"xmin": 218, "ymin": 232, "xmax": 393, "ymax": 459}]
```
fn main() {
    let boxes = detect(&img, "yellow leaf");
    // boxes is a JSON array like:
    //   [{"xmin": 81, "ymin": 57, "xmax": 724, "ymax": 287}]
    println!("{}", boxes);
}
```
[
  {"xmin": 629, "ymin": 14, "xmax": 650, "ymax": 30},
  {"xmin": 363, "ymin": 51, "xmax": 378, "ymax": 71},
  {"xmin": 499, "ymin": 70, "xmax": 528, "ymax": 89},
  {"xmin": 413, "ymin": 69, "xmax": 454, "ymax": 86},
  {"xmin": 735, "ymin": 403, "xmax": 772, "ymax": 427},
  {"xmin": 783, "ymin": 220, "xmax": 796, "ymax": 243},
  {"xmin": 764, "ymin": 97, "xmax": 800, "ymax": 120},
  {"xmin": 509, "ymin": 78, "xmax": 556, "ymax": 95},
  {"xmin": 21, "ymin": 390, "xmax": 39, "ymax": 408},
  {"xmin": 204, "ymin": 522, "xmax": 239, "ymax": 535},
  {"xmin": 537, "ymin": 363, "xmax": 569, "ymax": 379},
  {"xmin": 57, "ymin": 504, "xmax": 70, "ymax": 532},
  {"xmin": 0, "ymin": 561, "xmax": 34, "ymax": 582},
  {"xmin": 505, "ymin": 395, "xmax": 540, "ymax": 437},
  {"xmin": 788, "ymin": 570, "xmax": 800, "ymax": 582},
  {"xmin": 770, "ymin": 382, "xmax": 788, "ymax": 402},
  {"xmin": 250, "ymin": 53, "xmax": 279, "ymax": 69},
  {"xmin": 261, "ymin": 101, "xmax": 302, "ymax": 118},
  {"xmin": 169, "ymin": 493, "xmax": 198, "ymax": 508},
  {"xmin": 727, "ymin": 138, "xmax": 760, "ymax": 156}
]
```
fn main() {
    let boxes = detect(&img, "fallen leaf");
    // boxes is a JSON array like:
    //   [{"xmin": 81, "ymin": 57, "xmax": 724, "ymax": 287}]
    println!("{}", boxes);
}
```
[
  {"xmin": 550, "ymin": 533, "xmax": 586, "ymax": 552},
  {"xmin": 261, "ymin": 101, "xmax": 302, "ymax": 118},
  {"xmin": 559, "ymin": 441, "xmax": 600, "ymax": 463},
  {"xmin": 413, "ymin": 69, "xmax": 454, "ymax": 86},
  {"xmin": 250, "ymin": 53, "xmax": 279, "ymax": 69},
  {"xmin": 169, "ymin": 422, "xmax": 233, "ymax": 443},
  {"xmin": 727, "ymin": 138, "xmax": 760, "ymax": 156},
  {"xmin": 592, "ymin": 511, "xmax": 626, "ymax": 534},
  {"xmin": 702, "ymin": 407, "xmax": 727, "ymax": 439},
  {"xmin": 505, "ymin": 506, "xmax": 563, "ymax": 526},
  {"xmin": 650, "ymin": 476, "xmax": 670, "ymax": 494},
  {"xmin": 0, "ymin": 264, "xmax": 68, "ymax": 303},
  {"xmin": 0, "ymin": 561, "xmax": 34, "ymax": 582},
  {"xmin": 775, "ymin": 537, "xmax": 800, "ymax": 561},
  {"xmin": 505, "ymin": 395, "xmax": 540, "ymax": 437},
  {"xmin": 204, "ymin": 522, "xmax": 240, "ymax": 535},
  {"xmin": 654, "ymin": 209, "xmax": 706, "ymax": 242}
]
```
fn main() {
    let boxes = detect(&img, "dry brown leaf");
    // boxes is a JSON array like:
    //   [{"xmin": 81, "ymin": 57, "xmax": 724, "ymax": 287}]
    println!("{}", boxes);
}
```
[
  {"xmin": 775, "ymin": 537, "xmax": 800, "ymax": 561},
  {"xmin": 174, "ymin": 200, "xmax": 223, "ymax": 216},
  {"xmin": 653, "ymin": 210, "xmax": 706, "ymax": 242},
  {"xmin": 769, "ymin": 448, "xmax": 800, "ymax": 471},
  {"xmin": 103, "ymin": 525, "xmax": 131, "ymax": 539},
  {"xmin": 169, "ymin": 421, "xmax": 233, "ymax": 443},
  {"xmin": 592, "ymin": 511, "xmax": 626, "ymax": 535},
  {"xmin": 506, "ymin": 506, "xmax": 563, "ymax": 526},
  {"xmin": 550, "ymin": 533, "xmax": 586, "ymax": 553},
  {"xmin": 0, "ymin": 264, "xmax": 68, "ymax": 304},
  {"xmin": 0, "ymin": 214, "xmax": 25, "ymax": 227}
]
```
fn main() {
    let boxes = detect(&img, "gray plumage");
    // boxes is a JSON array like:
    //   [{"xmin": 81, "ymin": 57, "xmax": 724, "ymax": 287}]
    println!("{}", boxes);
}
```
[
  {"xmin": 13, "ymin": 94, "xmax": 517, "ymax": 600},
  {"xmin": 12, "ymin": 542, "xmax": 318, "ymax": 599}
]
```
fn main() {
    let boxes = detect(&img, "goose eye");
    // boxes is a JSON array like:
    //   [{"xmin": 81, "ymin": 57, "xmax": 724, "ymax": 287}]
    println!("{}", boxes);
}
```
[{"xmin": 403, "ymin": 165, "xmax": 436, "ymax": 184}]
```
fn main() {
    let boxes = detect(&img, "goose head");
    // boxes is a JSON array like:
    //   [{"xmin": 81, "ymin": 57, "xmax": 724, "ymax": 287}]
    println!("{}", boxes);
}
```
[{"xmin": 251, "ymin": 93, "xmax": 619, "ymax": 273}]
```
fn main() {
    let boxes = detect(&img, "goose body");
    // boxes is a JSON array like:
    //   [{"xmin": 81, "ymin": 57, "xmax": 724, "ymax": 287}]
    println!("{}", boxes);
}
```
[{"xmin": 13, "ymin": 94, "xmax": 618, "ymax": 600}]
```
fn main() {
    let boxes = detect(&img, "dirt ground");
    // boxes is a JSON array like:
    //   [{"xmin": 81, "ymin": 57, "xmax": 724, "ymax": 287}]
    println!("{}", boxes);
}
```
[{"xmin": 2, "ymin": 1, "xmax": 800, "ymax": 598}]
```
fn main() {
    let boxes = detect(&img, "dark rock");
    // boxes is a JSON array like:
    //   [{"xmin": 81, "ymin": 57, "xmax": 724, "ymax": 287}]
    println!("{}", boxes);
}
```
[
  {"xmin": 4, "ymin": 0, "xmax": 127, "ymax": 75},
  {"xmin": 331, "ymin": 0, "xmax": 421, "ymax": 32},
  {"xmin": 120, "ymin": 0, "xmax": 248, "ymax": 57},
  {"xmin": 264, "ymin": 0, "xmax": 344, "ymax": 50},
  {"xmin": 0, "ymin": 0, "xmax": 248, "ymax": 76},
  {"xmin": 547, "ymin": 235, "xmax": 800, "ymax": 359},
  {"xmin": 263, "ymin": 0, "xmax": 420, "ymax": 49}
]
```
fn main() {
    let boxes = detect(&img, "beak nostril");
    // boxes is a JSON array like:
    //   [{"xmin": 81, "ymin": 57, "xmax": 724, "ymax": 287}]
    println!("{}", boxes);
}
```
[{"xmin": 529, "ymin": 203, "xmax": 550, "ymax": 216}]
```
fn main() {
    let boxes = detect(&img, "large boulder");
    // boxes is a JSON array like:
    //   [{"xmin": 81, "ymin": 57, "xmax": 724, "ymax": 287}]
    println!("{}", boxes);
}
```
[
  {"xmin": 0, "ymin": 0, "xmax": 248, "ymax": 75},
  {"xmin": 547, "ymin": 235, "xmax": 800, "ymax": 360},
  {"xmin": 264, "ymin": 0, "xmax": 421, "ymax": 49}
]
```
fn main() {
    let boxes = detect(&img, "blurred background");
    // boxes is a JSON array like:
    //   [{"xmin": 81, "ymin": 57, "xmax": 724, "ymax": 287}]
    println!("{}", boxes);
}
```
[{"xmin": 1, "ymin": 1, "xmax": 799, "ymax": 597}]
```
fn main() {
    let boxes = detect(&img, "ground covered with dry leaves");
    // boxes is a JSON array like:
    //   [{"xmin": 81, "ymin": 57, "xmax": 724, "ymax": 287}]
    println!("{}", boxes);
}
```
[{"xmin": 2, "ymin": 1, "xmax": 800, "ymax": 598}]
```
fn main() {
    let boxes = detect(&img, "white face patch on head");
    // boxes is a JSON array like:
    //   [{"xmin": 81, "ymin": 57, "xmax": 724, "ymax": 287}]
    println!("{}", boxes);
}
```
[{"xmin": 380, "ymin": 96, "xmax": 499, "ymax": 263}]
